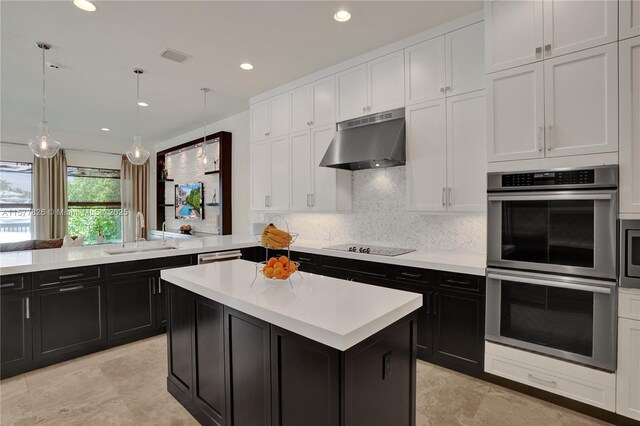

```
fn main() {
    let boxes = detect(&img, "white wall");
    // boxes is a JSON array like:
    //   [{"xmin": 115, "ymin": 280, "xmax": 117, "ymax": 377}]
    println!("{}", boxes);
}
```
[
  {"xmin": 0, "ymin": 142, "xmax": 122, "ymax": 169},
  {"xmin": 152, "ymin": 110, "xmax": 251, "ymax": 235}
]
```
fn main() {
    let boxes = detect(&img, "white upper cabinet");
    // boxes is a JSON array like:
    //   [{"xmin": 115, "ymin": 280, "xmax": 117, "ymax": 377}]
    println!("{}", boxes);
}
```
[
  {"xmin": 543, "ymin": 0, "xmax": 618, "ymax": 59},
  {"xmin": 337, "ymin": 64, "xmax": 368, "ymax": 121},
  {"xmin": 447, "ymin": 91, "xmax": 487, "ymax": 212},
  {"xmin": 250, "ymin": 94, "xmax": 290, "ymax": 142},
  {"xmin": 620, "ymin": 0, "xmax": 640, "ymax": 39},
  {"xmin": 406, "ymin": 100, "xmax": 448, "ymax": 211},
  {"xmin": 620, "ymin": 37, "xmax": 640, "ymax": 215},
  {"xmin": 367, "ymin": 50, "xmax": 405, "ymax": 114},
  {"xmin": 487, "ymin": 63, "xmax": 545, "ymax": 162},
  {"xmin": 311, "ymin": 76, "xmax": 336, "ymax": 128},
  {"xmin": 405, "ymin": 37, "xmax": 446, "ymax": 105},
  {"xmin": 485, "ymin": 0, "xmax": 544, "ymax": 73},
  {"xmin": 250, "ymin": 141, "xmax": 270, "ymax": 210},
  {"xmin": 289, "ymin": 130, "xmax": 312, "ymax": 211},
  {"xmin": 543, "ymin": 43, "xmax": 618, "ymax": 157},
  {"xmin": 290, "ymin": 86, "xmax": 312, "ymax": 133},
  {"xmin": 267, "ymin": 135, "xmax": 290, "ymax": 211},
  {"xmin": 337, "ymin": 51, "xmax": 404, "ymax": 121},
  {"xmin": 445, "ymin": 22, "xmax": 485, "ymax": 97},
  {"xmin": 311, "ymin": 125, "xmax": 351, "ymax": 211},
  {"xmin": 250, "ymin": 100, "xmax": 270, "ymax": 142}
]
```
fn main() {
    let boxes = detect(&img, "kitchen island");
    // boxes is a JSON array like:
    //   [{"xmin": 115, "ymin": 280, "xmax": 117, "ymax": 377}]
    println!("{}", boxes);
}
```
[{"xmin": 161, "ymin": 259, "xmax": 422, "ymax": 426}]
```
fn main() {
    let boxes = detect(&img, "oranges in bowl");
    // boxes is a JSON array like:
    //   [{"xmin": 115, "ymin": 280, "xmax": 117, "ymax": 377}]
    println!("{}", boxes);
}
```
[{"xmin": 261, "ymin": 255, "xmax": 298, "ymax": 280}]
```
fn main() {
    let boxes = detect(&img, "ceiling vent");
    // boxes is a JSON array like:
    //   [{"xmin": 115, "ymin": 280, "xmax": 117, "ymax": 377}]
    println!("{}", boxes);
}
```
[{"xmin": 159, "ymin": 48, "xmax": 191, "ymax": 63}]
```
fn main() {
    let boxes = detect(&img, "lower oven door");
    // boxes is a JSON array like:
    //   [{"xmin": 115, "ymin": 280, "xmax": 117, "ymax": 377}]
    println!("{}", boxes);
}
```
[{"xmin": 486, "ymin": 269, "xmax": 617, "ymax": 371}]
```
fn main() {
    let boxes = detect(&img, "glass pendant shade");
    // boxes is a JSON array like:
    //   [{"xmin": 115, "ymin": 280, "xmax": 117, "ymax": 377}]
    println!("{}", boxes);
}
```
[
  {"xmin": 126, "ymin": 134, "xmax": 150, "ymax": 165},
  {"xmin": 29, "ymin": 121, "xmax": 61, "ymax": 158}
]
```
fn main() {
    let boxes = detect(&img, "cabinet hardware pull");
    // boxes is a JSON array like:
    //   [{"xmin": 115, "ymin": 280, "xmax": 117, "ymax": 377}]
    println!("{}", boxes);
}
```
[
  {"xmin": 445, "ymin": 86, "xmax": 451, "ymax": 92},
  {"xmin": 298, "ymin": 257, "xmax": 311, "ymax": 262},
  {"xmin": 59, "ymin": 285, "xmax": 84, "ymax": 292},
  {"xmin": 433, "ymin": 293, "xmax": 439, "ymax": 316},
  {"xmin": 151, "ymin": 277, "xmax": 156, "ymax": 295},
  {"xmin": 535, "ymin": 46, "xmax": 542, "ymax": 54},
  {"xmin": 310, "ymin": 193, "xmax": 315, "ymax": 207},
  {"xmin": 544, "ymin": 44, "xmax": 551, "ymax": 51},
  {"xmin": 528, "ymin": 374, "xmax": 557, "ymax": 386},
  {"xmin": 445, "ymin": 279, "xmax": 470, "ymax": 286},
  {"xmin": 448, "ymin": 188, "xmax": 452, "ymax": 206},
  {"xmin": 442, "ymin": 188, "xmax": 446, "ymax": 206},
  {"xmin": 0, "ymin": 282, "xmax": 15, "ymax": 288},
  {"xmin": 25, "ymin": 297, "xmax": 30, "ymax": 319},
  {"xmin": 306, "ymin": 194, "xmax": 310, "ymax": 208},
  {"xmin": 426, "ymin": 293, "xmax": 431, "ymax": 315},
  {"xmin": 158, "ymin": 280, "xmax": 162, "ymax": 294},
  {"xmin": 400, "ymin": 272, "xmax": 422, "ymax": 279},
  {"xmin": 440, "ymin": 87, "xmax": 445, "ymax": 93},
  {"xmin": 546, "ymin": 125, "xmax": 553, "ymax": 150},
  {"xmin": 59, "ymin": 273, "xmax": 84, "ymax": 280},
  {"xmin": 537, "ymin": 126, "xmax": 544, "ymax": 152}
]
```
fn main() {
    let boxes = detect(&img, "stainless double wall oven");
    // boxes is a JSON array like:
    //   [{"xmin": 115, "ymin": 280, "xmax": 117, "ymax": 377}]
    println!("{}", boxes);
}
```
[{"xmin": 486, "ymin": 166, "xmax": 618, "ymax": 371}]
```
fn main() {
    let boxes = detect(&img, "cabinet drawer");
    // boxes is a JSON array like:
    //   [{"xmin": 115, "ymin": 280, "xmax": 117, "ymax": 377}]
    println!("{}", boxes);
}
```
[
  {"xmin": 393, "ymin": 266, "xmax": 432, "ymax": 286},
  {"xmin": 437, "ymin": 272, "xmax": 483, "ymax": 293},
  {"xmin": 107, "ymin": 255, "xmax": 194, "ymax": 278},
  {"xmin": 619, "ymin": 290, "xmax": 640, "ymax": 321},
  {"xmin": 33, "ymin": 265, "xmax": 103, "ymax": 289},
  {"xmin": 485, "ymin": 342, "xmax": 616, "ymax": 411},
  {"xmin": 320, "ymin": 255, "xmax": 389, "ymax": 279},
  {"xmin": 0, "ymin": 274, "xmax": 31, "ymax": 294}
]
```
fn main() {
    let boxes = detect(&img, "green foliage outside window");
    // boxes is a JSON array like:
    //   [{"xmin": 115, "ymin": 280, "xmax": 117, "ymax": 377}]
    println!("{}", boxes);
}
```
[{"xmin": 185, "ymin": 185, "xmax": 201, "ymax": 210}]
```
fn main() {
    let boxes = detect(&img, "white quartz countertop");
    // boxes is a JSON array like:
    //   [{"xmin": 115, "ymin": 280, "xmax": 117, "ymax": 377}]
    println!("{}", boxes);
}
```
[
  {"xmin": 0, "ymin": 235, "xmax": 486, "ymax": 276},
  {"xmin": 161, "ymin": 259, "xmax": 423, "ymax": 351}
]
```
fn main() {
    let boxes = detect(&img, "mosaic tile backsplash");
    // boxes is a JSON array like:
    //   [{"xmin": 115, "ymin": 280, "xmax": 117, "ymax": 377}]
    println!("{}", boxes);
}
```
[{"xmin": 250, "ymin": 166, "xmax": 487, "ymax": 254}]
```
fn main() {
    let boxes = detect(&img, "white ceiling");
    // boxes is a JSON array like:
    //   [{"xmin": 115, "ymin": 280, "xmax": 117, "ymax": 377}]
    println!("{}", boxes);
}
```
[{"xmin": 1, "ymin": 0, "xmax": 482, "ymax": 154}]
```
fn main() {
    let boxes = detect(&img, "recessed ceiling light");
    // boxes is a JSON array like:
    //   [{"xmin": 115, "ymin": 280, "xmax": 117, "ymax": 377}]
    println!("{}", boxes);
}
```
[
  {"xmin": 334, "ymin": 10, "xmax": 351, "ymax": 22},
  {"xmin": 137, "ymin": 101, "xmax": 149, "ymax": 107},
  {"xmin": 73, "ymin": 0, "xmax": 96, "ymax": 12},
  {"xmin": 101, "ymin": 128, "xmax": 110, "ymax": 132},
  {"xmin": 240, "ymin": 63, "xmax": 254, "ymax": 70}
]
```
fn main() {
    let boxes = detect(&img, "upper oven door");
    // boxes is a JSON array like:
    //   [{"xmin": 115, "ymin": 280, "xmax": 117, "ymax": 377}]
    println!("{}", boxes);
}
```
[{"xmin": 488, "ymin": 190, "xmax": 617, "ymax": 279}]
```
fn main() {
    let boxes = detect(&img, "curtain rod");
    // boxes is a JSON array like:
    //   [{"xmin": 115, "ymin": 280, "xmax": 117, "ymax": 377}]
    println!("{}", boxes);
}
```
[{"xmin": 0, "ymin": 141, "xmax": 126, "ymax": 157}]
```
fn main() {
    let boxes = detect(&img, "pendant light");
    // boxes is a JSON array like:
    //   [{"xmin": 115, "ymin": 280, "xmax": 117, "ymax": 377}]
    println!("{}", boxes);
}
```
[
  {"xmin": 199, "ymin": 88, "xmax": 212, "ymax": 166},
  {"xmin": 126, "ymin": 68, "xmax": 150, "ymax": 165},
  {"xmin": 28, "ymin": 42, "xmax": 62, "ymax": 158}
]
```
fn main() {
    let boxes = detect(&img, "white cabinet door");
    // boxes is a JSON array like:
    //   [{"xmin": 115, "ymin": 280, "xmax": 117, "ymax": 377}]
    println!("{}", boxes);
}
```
[
  {"xmin": 487, "ymin": 63, "xmax": 545, "ymax": 162},
  {"xmin": 405, "ymin": 37, "xmax": 446, "ymax": 105},
  {"xmin": 620, "ymin": 37, "xmax": 640, "ymax": 215},
  {"xmin": 620, "ymin": 0, "xmax": 640, "ymax": 39},
  {"xmin": 337, "ymin": 64, "xmax": 368, "ymax": 121},
  {"xmin": 543, "ymin": 0, "xmax": 618, "ymax": 59},
  {"xmin": 311, "ymin": 76, "xmax": 336, "ymax": 128},
  {"xmin": 445, "ymin": 22, "xmax": 485, "ymax": 97},
  {"xmin": 447, "ymin": 91, "xmax": 487, "ymax": 212},
  {"xmin": 250, "ymin": 100, "xmax": 270, "ymax": 142},
  {"xmin": 367, "ymin": 51, "xmax": 405, "ymax": 114},
  {"xmin": 406, "ymin": 100, "xmax": 447, "ymax": 211},
  {"xmin": 484, "ymin": 0, "xmax": 544, "ymax": 73},
  {"xmin": 269, "ymin": 93, "xmax": 290, "ymax": 139},
  {"xmin": 544, "ymin": 44, "xmax": 618, "ymax": 157},
  {"xmin": 268, "ymin": 136, "xmax": 290, "ymax": 211},
  {"xmin": 290, "ymin": 86, "xmax": 312, "ymax": 133},
  {"xmin": 250, "ymin": 142, "xmax": 270, "ymax": 210},
  {"xmin": 289, "ymin": 130, "xmax": 312, "ymax": 211},
  {"xmin": 617, "ymin": 318, "xmax": 640, "ymax": 421},
  {"xmin": 311, "ymin": 125, "xmax": 339, "ymax": 211}
]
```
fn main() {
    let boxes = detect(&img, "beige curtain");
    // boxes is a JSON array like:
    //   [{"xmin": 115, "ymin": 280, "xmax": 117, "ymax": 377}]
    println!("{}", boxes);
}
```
[
  {"xmin": 32, "ymin": 150, "xmax": 68, "ymax": 239},
  {"xmin": 121, "ymin": 156, "xmax": 149, "ymax": 242}
]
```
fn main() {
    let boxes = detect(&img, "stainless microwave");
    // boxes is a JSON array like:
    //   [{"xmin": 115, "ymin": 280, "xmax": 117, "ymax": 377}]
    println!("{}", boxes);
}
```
[{"xmin": 620, "ymin": 219, "xmax": 640, "ymax": 288}]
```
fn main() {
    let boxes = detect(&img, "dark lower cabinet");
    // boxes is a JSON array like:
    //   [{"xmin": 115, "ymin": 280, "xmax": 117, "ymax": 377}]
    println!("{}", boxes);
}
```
[
  {"xmin": 107, "ymin": 273, "xmax": 157, "ymax": 341},
  {"xmin": 157, "ymin": 276, "xmax": 167, "ymax": 328},
  {"xmin": 167, "ymin": 283, "xmax": 194, "ymax": 394},
  {"xmin": 224, "ymin": 307, "xmax": 271, "ymax": 426},
  {"xmin": 31, "ymin": 281, "xmax": 106, "ymax": 361},
  {"xmin": 193, "ymin": 296, "xmax": 225, "ymax": 426},
  {"xmin": 0, "ymin": 292, "xmax": 32, "ymax": 373}
]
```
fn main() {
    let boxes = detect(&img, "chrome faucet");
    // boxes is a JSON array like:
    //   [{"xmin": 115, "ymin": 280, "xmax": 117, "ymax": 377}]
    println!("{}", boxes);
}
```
[
  {"xmin": 162, "ymin": 222, "xmax": 167, "ymax": 245},
  {"xmin": 135, "ymin": 212, "xmax": 145, "ymax": 247},
  {"xmin": 120, "ymin": 213, "xmax": 126, "ymax": 248}
]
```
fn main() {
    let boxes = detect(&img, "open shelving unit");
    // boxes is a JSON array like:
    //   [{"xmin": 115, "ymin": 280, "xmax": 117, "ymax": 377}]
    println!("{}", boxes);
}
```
[{"xmin": 156, "ymin": 131, "xmax": 232, "ymax": 235}]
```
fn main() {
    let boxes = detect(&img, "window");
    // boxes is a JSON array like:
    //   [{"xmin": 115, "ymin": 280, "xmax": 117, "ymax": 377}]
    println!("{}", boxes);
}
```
[
  {"xmin": 0, "ymin": 161, "xmax": 33, "ymax": 243},
  {"xmin": 67, "ymin": 167, "xmax": 121, "ymax": 244}
]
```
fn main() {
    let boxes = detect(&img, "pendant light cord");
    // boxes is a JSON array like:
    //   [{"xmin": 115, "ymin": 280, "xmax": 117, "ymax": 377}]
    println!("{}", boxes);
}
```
[
  {"xmin": 41, "ymin": 45, "xmax": 46, "ymax": 123},
  {"xmin": 136, "ymin": 71, "xmax": 140, "ymax": 137},
  {"xmin": 203, "ymin": 89, "xmax": 207, "ymax": 150}
]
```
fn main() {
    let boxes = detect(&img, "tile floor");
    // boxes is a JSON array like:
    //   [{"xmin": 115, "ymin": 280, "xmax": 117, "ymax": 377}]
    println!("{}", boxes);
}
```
[{"xmin": 0, "ymin": 335, "xmax": 609, "ymax": 426}]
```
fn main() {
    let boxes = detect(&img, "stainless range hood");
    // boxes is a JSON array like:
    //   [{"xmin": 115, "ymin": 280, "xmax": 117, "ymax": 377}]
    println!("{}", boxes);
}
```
[{"xmin": 319, "ymin": 108, "xmax": 405, "ymax": 170}]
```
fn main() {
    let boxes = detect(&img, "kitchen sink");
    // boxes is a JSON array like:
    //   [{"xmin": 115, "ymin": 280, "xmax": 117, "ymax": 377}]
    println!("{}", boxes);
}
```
[{"xmin": 103, "ymin": 246, "xmax": 178, "ymax": 255}]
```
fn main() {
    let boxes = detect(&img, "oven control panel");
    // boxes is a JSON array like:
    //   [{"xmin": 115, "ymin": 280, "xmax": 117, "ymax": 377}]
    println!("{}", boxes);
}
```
[{"xmin": 501, "ymin": 169, "xmax": 595, "ymax": 187}]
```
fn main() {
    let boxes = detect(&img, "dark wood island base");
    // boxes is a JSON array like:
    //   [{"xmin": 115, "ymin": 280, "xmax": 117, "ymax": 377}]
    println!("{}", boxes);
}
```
[{"xmin": 165, "ymin": 283, "xmax": 418, "ymax": 426}]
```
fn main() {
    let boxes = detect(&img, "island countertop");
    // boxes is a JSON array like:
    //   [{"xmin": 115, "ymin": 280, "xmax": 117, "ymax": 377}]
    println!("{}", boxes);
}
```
[{"xmin": 160, "ymin": 259, "xmax": 422, "ymax": 351}]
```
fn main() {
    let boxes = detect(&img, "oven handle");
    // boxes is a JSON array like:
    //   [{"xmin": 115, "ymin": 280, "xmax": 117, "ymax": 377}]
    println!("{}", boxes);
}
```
[
  {"xmin": 487, "ymin": 272, "xmax": 612, "ymax": 294},
  {"xmin": 488, "ymin": 193, "xmax": 613, "ymax": 202}
]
